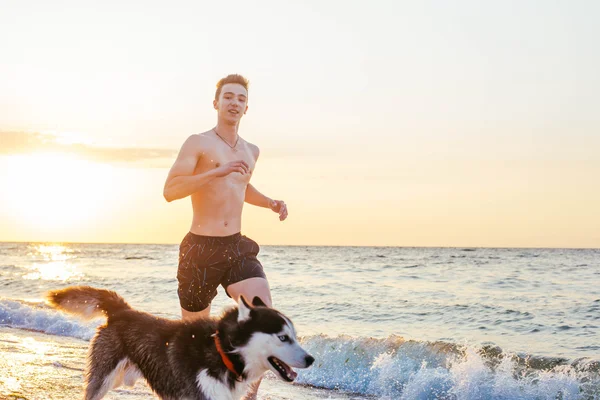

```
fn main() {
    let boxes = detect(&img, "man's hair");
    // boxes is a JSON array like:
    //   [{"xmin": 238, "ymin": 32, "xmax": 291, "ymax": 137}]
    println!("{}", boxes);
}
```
[{"xmin": 215, "ymin": 74, "xmax": 249, "ymax": 101}]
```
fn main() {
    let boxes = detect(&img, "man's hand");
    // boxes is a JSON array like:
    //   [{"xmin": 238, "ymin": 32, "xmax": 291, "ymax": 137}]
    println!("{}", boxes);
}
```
[
  {"xmin": 214, "ymin": 160, "xmax": 249, "ymax": 178},
  {"xmin": 269, "ymin": 200, "xmax": 288, "ymax": 221}
]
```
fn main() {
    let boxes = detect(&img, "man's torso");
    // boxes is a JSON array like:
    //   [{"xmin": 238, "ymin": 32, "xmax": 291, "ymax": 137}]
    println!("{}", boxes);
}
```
[{"xmin": 189, "ymin": 130, "xmax": 257, "ymax": 236}]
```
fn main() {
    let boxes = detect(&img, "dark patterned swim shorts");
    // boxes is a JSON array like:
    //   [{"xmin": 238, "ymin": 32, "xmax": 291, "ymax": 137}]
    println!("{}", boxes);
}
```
[{"xmin": 177, "ymin": 232, "xmax": 266, "ymax": 312}]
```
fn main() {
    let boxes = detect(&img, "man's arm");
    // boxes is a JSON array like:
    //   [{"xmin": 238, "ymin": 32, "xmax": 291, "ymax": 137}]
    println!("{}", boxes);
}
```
[
  {"xmin": 245, "ymin": 184, "xmax": 273, "ymax": 208},
  {"xmin": 163, "ymin": 135, "xmax": 215, "ymax": 202},
  {"xmin": 243, "ymin": 144, "xmax": 288, "ymax": 220},
  {"xmin": 244, "ymin": 184, "xmax": 288, "ymax": 221}
]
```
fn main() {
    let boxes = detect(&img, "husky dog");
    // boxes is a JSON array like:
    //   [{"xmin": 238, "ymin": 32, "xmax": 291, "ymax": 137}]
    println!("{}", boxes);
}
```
[{"xmin": 46, "ymin": 286, "xmax": 314, "ymax": 400}]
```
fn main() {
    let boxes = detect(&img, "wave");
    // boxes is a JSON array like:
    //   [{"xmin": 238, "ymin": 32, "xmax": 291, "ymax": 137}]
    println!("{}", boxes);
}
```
[
  {"xmin": 298, "ymin": 335, "xmax": 600, "ymax": 399},
  {"xmin": 0, "ymin": 298, "xmax": 98, "ymax": 341},
  {"xmin": 2, "ymin": 299, "xmax": 599, "ymax": 399}
]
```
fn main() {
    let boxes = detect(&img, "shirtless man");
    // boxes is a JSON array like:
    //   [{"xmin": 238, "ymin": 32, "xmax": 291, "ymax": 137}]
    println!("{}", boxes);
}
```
[{"xmin": 163, "ymin": 74, "xmax": 287, "ymax": 398}]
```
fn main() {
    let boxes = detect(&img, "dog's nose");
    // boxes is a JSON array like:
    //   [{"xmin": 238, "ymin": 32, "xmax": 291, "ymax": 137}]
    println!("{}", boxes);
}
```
[{"xmin": 305, "ymin": 355, "xmax": 315, "ymax": 367}]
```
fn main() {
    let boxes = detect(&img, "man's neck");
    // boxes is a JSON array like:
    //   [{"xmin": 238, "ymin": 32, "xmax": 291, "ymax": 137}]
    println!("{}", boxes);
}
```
[{"xmin": 215, "ymin": 121, "xmax": 240, "ymax": 141}]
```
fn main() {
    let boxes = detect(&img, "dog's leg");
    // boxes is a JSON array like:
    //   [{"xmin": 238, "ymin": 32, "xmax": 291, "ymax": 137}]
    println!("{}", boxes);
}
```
[
  {"xmin": 122, "ymin": 361, "xmax": 143, "ymax": 387},
  {"xmin": 85, "ymin": 358, "xmax": 129, "ymax": 400},
  {"xmin": 84, "ymin": 329, "xmax": 127, "ymax": 400}
]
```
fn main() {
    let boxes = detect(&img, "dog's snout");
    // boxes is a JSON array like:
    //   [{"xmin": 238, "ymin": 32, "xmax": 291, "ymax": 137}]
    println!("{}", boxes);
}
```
[{"xmin": 305, "ymin": 355, "xmax": 315, "ymax": 367}]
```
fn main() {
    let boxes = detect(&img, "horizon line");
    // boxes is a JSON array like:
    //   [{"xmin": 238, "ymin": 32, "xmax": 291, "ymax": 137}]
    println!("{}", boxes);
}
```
[{"xmin": 0, "ymin": 240, "xmax": 597, "ymax": 251}]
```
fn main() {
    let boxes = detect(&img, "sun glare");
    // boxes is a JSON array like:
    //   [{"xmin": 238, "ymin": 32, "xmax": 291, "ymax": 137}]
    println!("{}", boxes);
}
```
[
  {"xmin": 3, "ymin": 152, "xmax": 114, "ymax": 232},
  {"xmin": 24, "ymin": 244, "xmax": 83, "ymax": 281},
  {"xmin": 22, "ymin": 337, "xmax": 52, "ymax": 355}
]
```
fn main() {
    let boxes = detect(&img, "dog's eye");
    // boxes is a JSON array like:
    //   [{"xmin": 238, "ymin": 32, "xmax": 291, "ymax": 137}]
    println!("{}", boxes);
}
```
[{"xmin": 278, "ymin": 335, "xmax": 289, "ymax": 342}]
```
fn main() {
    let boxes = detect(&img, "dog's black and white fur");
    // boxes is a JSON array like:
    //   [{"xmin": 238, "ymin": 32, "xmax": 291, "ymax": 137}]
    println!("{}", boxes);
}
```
[{"xmin": 47, "ymin": 286, "xmax": 314, "ymax": 400}]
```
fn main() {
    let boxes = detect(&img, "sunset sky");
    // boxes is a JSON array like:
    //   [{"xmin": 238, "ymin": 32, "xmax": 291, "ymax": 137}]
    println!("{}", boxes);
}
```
[{"xmin": 1, "ymin": 1, "xmax": 598, "ymax": 247}]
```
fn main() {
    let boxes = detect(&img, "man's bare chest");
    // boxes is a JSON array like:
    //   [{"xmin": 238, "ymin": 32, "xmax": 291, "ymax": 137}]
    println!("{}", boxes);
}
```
[{"xmin": 195, "ymin": 145, "xmax": 255, "ymax": 182}]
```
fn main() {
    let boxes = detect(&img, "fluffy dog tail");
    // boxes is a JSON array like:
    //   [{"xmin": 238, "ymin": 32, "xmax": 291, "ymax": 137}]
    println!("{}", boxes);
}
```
[{"xmin": 46, "ymin": 285, "xmax": 131, "ymax": 320}]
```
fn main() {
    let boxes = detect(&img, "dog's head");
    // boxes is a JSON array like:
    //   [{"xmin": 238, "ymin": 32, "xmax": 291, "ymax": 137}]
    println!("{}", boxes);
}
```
[{"xmin": 233, "ymin": 296, "xmax": 314, "ymax": 382}]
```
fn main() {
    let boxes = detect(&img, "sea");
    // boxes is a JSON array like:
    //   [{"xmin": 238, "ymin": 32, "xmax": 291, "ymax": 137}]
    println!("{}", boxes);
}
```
[{"xmin": 0, "ymin": 242, "xmax": 599, "ymax": 399}]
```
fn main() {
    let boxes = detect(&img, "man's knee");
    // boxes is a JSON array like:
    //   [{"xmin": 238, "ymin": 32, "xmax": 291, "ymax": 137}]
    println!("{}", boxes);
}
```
[
  {"xmin": 227, "ymin": 278, "xmax": 272, "ymax": 307},
  {"xmin": 181, "ymin": 305, "xmax": 210, "ymax": 321}
]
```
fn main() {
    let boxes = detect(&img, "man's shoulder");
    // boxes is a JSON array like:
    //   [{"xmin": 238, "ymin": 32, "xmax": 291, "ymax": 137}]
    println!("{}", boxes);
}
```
[
  {"xmin": 183, "ymin": 131, "xmax": 215, "ymax": 147},
  {"xmin": 176, "ymin": 131, "xmax": 217, "ymax": 159},
  {"xmin": 191, "ymin": 130, "xmax": 216, "ymax": 141},
  {"xmin": 241, "ymin": 139, "xmax": 260, "ymax": 158}
]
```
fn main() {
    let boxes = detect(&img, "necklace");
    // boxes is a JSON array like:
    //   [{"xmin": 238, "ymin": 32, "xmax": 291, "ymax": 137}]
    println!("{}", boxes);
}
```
[{"xmin": 213, "ymin": 128, "xmax": 239, "ymax": 152}]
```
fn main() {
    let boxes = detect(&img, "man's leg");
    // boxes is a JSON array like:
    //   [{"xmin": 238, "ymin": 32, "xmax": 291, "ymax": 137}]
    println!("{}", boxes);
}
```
[
  {"xmin": 177, "ymin": 232, "xmax": 217, "ymax": 322},
  {"xmin": 226, "ymin": 277, "xmax": 272, "ymax": 400},
  {"xmin": 181, "ymin": 304, "xmax": 211, "ymax": 321},
  {"xmin": 227, "ymin": 277, "xmax": 272, "ymax": 307}
]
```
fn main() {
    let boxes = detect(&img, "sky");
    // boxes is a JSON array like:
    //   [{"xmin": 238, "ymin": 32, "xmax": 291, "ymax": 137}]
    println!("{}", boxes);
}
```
[{"xmin": 0, "ymin": 0, "xmax": 599, "ymax": 247}]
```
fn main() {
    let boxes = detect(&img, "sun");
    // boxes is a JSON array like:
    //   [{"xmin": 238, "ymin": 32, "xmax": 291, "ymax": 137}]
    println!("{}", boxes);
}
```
[{"xmin": 3, "ymin": 152, "xmax": 114, "ymax": 232}]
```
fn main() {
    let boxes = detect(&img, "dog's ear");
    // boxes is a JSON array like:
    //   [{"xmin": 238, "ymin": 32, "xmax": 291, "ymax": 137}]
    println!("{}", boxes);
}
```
[
  {"xmin": 252, "ymin": 296, "xmax": 267, "ymax": 308},
  {"xmin": 237, "ymin": 295, "xmax": 253, "ymax": 322}
]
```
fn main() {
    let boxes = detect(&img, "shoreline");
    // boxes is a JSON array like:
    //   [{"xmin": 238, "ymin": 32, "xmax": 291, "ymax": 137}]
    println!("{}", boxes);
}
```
[{"xmin": 0, "ymin": 326, "xmax": 359, "ymax": 400}]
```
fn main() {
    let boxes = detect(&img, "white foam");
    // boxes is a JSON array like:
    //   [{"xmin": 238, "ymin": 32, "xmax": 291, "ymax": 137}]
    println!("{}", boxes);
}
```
[
  {"xmin": 0, "ymin": 298, "xmax": 98, "ymax": 341},
  {"xmin": 297, "ymin": 334, "xmax": 600, "ymax": 399},
  {"xmin": 1, "ymin": 299, "xmax": 598, "ymax": 398}
]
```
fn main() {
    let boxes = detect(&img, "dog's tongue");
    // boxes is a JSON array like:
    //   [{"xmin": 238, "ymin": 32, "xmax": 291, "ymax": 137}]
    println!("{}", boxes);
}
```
[
  {"xmin": 276, "ymin": 358, "xmax": 297, "ymax": 380},
  {"xmin": 284, "ymin": 365, "xmax": 298, "ymax": 380},
  {"xmin": 289, "ymin": 368, "xmax": 298, "ymax": 380},
  {"xmin": 270, "ymin": 356, "xmax": 298, "ymax": 381}
]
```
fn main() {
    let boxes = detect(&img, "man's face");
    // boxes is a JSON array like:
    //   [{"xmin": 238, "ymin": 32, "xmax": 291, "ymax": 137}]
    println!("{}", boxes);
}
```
[{"xmin": 214, "ymin": 83, "xmax": 248, "ymax": 124}]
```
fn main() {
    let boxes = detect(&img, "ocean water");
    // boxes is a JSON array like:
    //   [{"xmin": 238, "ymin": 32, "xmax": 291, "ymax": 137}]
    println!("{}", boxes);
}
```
[{"xmin": 0, "ymin": 242, "xmax": 599, "ymax": 399}]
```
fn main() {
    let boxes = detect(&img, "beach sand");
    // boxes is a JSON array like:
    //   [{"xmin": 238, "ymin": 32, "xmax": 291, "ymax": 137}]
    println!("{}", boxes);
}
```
[{"xmin": 0, "ymin": 327, "xmax": 361, "ymax": 400}]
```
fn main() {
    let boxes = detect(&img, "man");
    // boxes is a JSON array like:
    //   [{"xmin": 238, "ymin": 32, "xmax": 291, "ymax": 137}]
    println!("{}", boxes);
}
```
[{"xmin": 163, "ymin": 74, "xmax": 286, "ymax": 399}]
